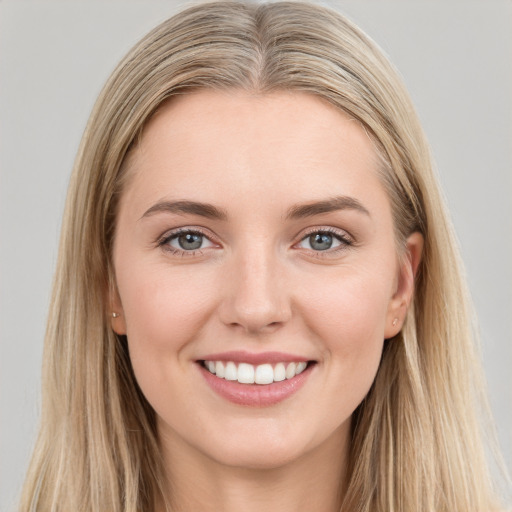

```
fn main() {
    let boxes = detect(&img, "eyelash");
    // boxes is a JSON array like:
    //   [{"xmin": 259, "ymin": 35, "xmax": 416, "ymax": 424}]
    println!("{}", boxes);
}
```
[
  {"xmin": 157, "ymin": 226, "xmax": 354, "ymax": 258},
  {"xmin": 295, "ymin": 227, "xmax": 354, "ymax": 258},
  {"xmin": 157, "ymin": 227, "xmax": 215, "ymax": 257}
]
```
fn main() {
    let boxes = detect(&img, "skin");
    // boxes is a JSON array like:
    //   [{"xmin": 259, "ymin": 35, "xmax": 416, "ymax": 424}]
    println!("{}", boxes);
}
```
[{"xmin": 111, "ymin": 90, "xmax": 423, "ymax": 512}]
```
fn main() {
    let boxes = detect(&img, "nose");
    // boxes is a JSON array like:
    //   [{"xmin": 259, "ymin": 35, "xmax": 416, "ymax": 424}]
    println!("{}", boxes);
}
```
[{"xmin": 218, "ymin": 244, "xmax": 292, "ymax": 335}]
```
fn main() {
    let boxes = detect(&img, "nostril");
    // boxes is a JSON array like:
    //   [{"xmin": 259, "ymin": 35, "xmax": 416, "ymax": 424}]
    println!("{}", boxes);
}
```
[
  {"xmin": 226, "ymin": 319, "xmax": 285, "ymax": 335},
  {"xmin": 217, "ymin": 275, "xmax": 292, "ymax": 333}
]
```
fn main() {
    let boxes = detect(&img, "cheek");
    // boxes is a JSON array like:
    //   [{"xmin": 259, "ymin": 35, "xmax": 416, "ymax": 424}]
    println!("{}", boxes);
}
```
[
  {"xmin": 297, "ymin": 265, "xmax": 393, "ymax": 396},
  {"xmin": 115, "ymin": 261, "xmax": 223, "ymax": 423},
  {"xmin": 116, "ymin": 260, "xmax": 217, "ymax": 364},
  {"xmin": 301, "ymin": 267, "xmax": 392, "ymax": 345}
]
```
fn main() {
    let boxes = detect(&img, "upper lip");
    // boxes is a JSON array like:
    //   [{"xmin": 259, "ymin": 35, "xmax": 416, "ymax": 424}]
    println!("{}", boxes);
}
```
[{"xmin": 198, "ymin": 350, "xmax": 313, "ymax": 365}]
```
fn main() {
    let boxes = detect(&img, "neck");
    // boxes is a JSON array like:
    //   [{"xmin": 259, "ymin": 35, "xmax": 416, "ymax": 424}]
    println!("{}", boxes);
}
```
[{"xmin": 157, "ymin": 426, "xmax": 349, "ymax": 512}]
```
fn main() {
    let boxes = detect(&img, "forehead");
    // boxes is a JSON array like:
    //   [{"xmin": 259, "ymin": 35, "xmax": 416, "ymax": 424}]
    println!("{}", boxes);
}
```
[{"xmin": 120, "ymin": 89, "xmax": 387, "ymax": 218}]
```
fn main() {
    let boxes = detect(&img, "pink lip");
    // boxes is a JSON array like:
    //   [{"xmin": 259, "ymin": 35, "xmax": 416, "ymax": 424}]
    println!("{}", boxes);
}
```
[
  {"xmin": 198, "ymin": 350, "xmax": 311, "ymax": 365},
  {"xmin": 197, "ymin": 361, "xmax": 315, "ymax": 407}
]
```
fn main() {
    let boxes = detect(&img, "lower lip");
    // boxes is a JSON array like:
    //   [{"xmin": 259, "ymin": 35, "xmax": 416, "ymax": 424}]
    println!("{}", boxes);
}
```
[{"xmin": 198, "ymin": 363, "xmax": 315, "ymax": 407}]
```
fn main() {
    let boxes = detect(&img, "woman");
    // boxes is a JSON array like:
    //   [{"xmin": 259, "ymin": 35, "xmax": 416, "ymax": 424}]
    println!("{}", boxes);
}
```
[{"xmin": 19, "ymin": 1, "xmax": 509, "ymax": 511}]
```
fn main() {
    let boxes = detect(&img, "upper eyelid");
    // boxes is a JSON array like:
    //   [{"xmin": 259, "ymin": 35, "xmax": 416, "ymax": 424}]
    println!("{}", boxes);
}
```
[
  {"xmin": 157, "ymin": 226, "xmax": 218, "ymax": 245},
  {"xmin": 296, "ymin": 226, "xmax": 354, "ymax": 242},
  {"xmin": 155, "ymin": 225, "xmax": 354, "ymax": 249},
  {"xmin": 157, "ymin": 228, "xmax": 220, "ymax": 257}
]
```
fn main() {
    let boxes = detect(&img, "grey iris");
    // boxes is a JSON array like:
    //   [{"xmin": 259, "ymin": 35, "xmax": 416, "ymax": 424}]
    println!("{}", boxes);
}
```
[
  {"xmin": 309, "ymin": 233, "xmax": 333, "ymax": 250},
  {"xmin": 178, "ymin": 233, "xmax": 203, "ymax": 250}
]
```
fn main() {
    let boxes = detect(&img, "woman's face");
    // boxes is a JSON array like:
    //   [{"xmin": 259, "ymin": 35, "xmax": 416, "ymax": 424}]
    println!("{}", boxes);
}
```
[{"xmin": 112, "ymin": 90, "xmax": 420, "ymax": 470}]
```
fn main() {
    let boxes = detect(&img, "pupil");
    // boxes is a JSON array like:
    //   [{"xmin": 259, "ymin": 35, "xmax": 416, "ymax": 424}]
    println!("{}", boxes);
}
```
[
  {"xmin": 310, "ymin": 233, "xmax": 332, "ymax": 251},
  {"xmin": 179, "ymin": 233, "xmax": 202, "ymax": 250}
]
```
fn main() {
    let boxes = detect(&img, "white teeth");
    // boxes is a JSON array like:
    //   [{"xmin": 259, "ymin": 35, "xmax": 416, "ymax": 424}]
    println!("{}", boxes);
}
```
[
  {"xmin": 224, "ymin": 361, "xmax": 237, "ymax": 381},
  {"xmin": 254, "ymin": 364, "xmax": 274, "ymax": 385},
  {"xmin": 203, "ymin": 360, "xmax": 310, "ymax": 385},
  {"xmin": 215, "ymin": 361, "xmax": 225, "ymax": 378},
  {"xmin": 237, "ymin": 363, "xmax": 255, "ymax": 384},
  {"xmin": 295, "ymin": 362, "xmax": 307, "ymax": 375},
  {"xmin": 285, "ymin": 362, "xmax": 296, "ymax": 379},
  {"xmin": 273, "ymin": 363, "xmax": 286, "ymax": 382}
]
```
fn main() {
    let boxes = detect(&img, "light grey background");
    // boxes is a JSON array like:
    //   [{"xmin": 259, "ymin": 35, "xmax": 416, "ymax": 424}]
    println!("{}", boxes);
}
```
[{"xmin": 1, "ymin": 1, "xmax": 511, "ymax": 510}]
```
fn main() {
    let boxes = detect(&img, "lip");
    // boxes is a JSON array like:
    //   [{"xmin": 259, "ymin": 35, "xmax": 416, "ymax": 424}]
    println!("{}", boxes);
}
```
[
  {"xmin": 197, "ymin": 357, "xmax": 316, "ymax": 407},
  {"xmin": 198, "ymin": 350, "xmax": 311, "ymax": 365}
]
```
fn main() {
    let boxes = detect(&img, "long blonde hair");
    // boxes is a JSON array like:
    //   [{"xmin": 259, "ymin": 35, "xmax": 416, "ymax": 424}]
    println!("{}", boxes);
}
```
[{"xmin": 20, "ymin": 2, "xmax": 507, "ymax": 511}]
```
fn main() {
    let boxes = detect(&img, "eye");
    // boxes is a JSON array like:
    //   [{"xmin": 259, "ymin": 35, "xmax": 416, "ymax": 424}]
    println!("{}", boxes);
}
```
[
  {"xmin": 296, "ymin": 229, "xmax": 352, "ymax": 252},
  {"xmin": 159, "ymin": 229, "xmax": 216, "ymax": 253}
]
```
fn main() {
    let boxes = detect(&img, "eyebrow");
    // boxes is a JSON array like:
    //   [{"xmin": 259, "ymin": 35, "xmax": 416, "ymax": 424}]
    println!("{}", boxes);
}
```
[
  {"xmin": 140, "ymin": 195, "xmax": 370, "ymax": 222},
  {"xmin": 141, "ymin": 200, "xmax": 228, "ymax": 221},
  {"xmin": 285, "ymin": 196, "xmax": 370, "ymax": 219}
]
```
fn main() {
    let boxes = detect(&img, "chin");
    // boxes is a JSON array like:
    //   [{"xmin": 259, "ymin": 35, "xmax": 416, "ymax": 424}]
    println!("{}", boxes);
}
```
[
  {"xmin": 207, "ymin": 441, "xmax": 305, "ymax": 471},
  {"xmin": 194, "ymin": 420, "xmax": 322, "ymax": 471}
]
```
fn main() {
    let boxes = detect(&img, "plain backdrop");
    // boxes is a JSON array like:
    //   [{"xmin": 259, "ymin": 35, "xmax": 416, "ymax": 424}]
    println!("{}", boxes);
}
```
[{"xmin": 1, "ymin": 1, "xmax": 511, "ymax": 510}]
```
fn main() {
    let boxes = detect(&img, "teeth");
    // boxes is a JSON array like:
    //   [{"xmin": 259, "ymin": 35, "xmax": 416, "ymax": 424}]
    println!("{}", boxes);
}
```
[
  {"xmin": 224, "ymin": 361, "xmax": 237, "ymax": 381},
  {"xmin": 203, "ymin": 360, "xmax": 309, "ymax": 385},
  {"xmin": 237, "ymin": 363, "xmax": 254, "ymax": 384},
  {"xmin": 254, "ymin": 364, "xmax": 273, "ymax": 385},
  {"xmin": 274, "ymin": 363, "xmax": 286, "ymax": 382},
  {"xmin": 295, "ymin": 361, "xmax": 307, "ymax": 374},
  {"xmin": 285, "ymin": 362, "xmax": 296, "ymax": 379},
  {"xmin": 215, "ymin": 361, "xmax": 225, "ymax": 378}
]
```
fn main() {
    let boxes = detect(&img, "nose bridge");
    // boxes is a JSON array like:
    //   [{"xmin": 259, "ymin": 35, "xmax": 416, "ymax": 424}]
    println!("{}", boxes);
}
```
[{"xmin": 220, "ymin": 236, "xmax": 290, "ymax": 333}]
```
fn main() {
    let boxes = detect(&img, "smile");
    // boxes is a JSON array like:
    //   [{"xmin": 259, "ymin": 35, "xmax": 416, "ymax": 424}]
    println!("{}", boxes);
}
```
[
  {"xmin": 197, "ymin": 352, "xmax": 316, "ymax": 406},
  {"xmin": 203, "ymin": 360, "xmax": 309, "ymax": 385}
]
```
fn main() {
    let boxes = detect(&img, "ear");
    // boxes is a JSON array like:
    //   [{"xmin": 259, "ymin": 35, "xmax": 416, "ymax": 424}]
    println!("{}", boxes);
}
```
[
  {"xmin": 384, "ymin": 232, "xmax": 423, "ymax": 339},
  {"xmin": 108, "ymin": 277, "xmax": 127, "ymax": 335}
]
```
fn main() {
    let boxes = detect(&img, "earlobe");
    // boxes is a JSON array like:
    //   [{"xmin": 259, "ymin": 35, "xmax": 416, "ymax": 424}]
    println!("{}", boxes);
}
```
[
  {"xmin": 108, "ymin": 279, "xmax": 127, "ymax": 335},
  {"xmin": 111, "ymin": 311, "xmax": 127, "ymax": 335},
  {"xmin": 385, "ymin": 231, "xmax": 424, "ymax": 338}
]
